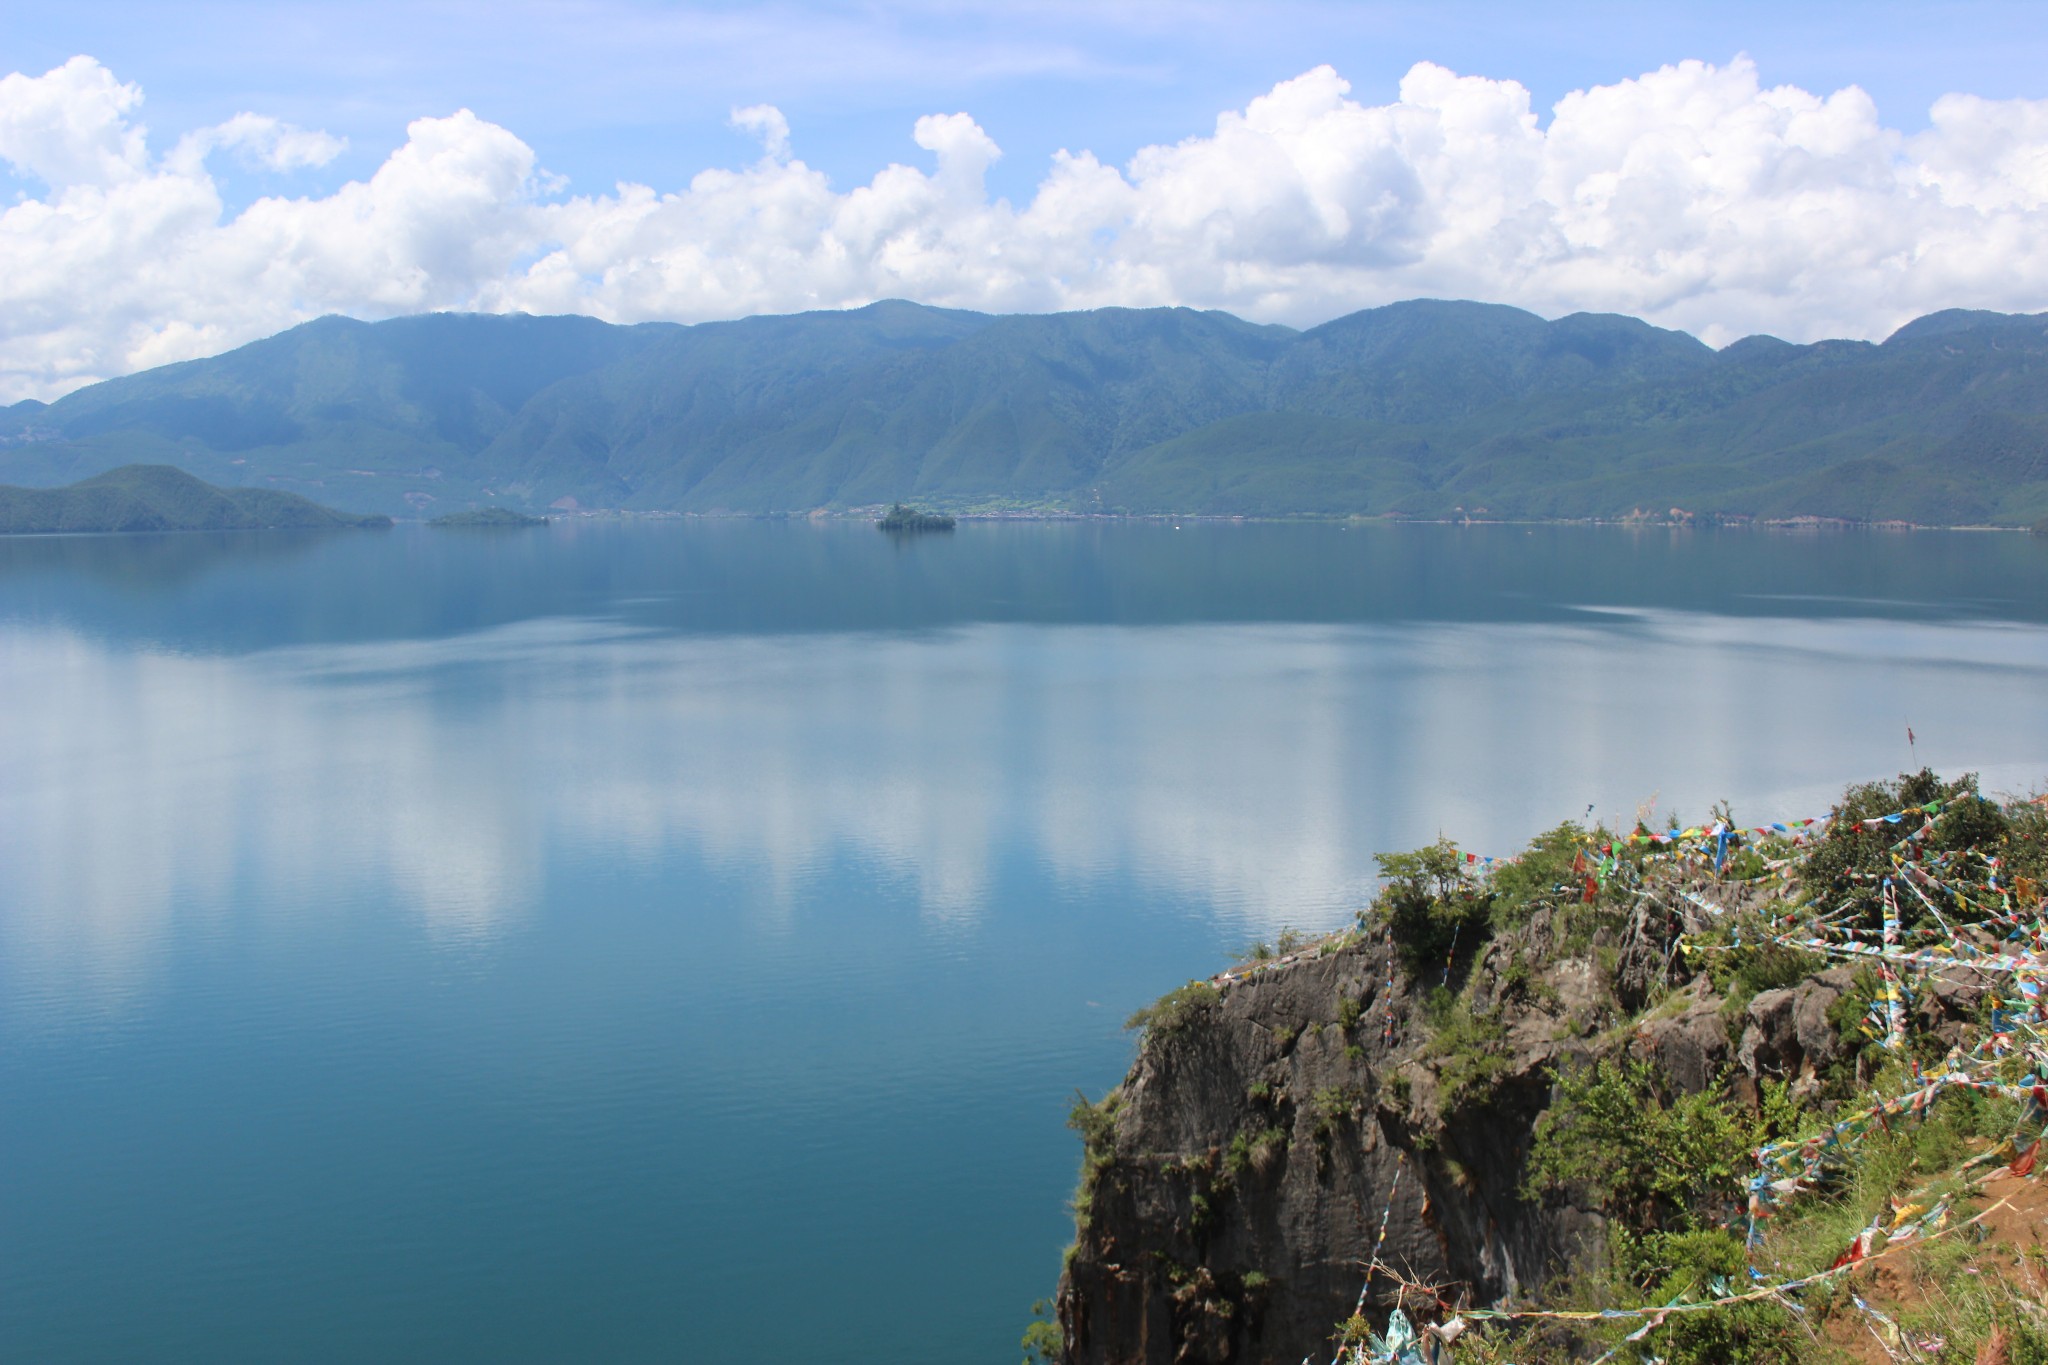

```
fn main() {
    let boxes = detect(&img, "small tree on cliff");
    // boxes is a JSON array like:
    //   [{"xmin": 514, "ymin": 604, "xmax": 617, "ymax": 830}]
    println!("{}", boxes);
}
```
[{"xmin": 1368, "ymin": 837, "xmax": 1493, "ymax": 976}]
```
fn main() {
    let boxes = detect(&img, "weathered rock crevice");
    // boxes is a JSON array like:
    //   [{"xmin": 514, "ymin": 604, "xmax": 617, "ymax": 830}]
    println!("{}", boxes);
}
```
[{"xmin": 1054, "ymin": 900, "xmax": 1837, "ymax": 1365}]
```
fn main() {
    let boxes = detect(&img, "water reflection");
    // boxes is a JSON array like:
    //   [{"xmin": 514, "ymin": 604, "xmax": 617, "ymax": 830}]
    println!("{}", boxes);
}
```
[
  {"xmin": 6, "ymin": 603, "xmax": 2046, "ymax": 1022},
  {"xmin": 3, "ymin": 521, "xmax": 2048, "ymax": 659},
  {"xmin": 7, "ymin": 525, "xmax": 2048, "ymax": 1365}
]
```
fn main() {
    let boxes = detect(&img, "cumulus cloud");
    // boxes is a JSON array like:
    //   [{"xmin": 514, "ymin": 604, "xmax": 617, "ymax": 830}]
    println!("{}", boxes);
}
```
[
  {"xmin": 8, "ymin": 52, "xmax": 2048, "ymax": 399},
  {"xmin": 174, "ymin": 113, "xmax": 347, "ymax": 174},
  {"xmin": 0, "ymin": 55, "xmax": 148, "ymax": 188}
]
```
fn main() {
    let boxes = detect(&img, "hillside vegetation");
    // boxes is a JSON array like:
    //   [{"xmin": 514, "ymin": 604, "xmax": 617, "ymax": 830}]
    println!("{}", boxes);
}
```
[
  {"xmin": 4, "ymin": 301, "xmax": 2048, "ymax": 523},
  {"xmin": 1048, "ymin": 770, "xmax": 2048, "ymax": 1365},
  {"xmin": 0, "ymin": 464, "xmax": 392, "ymax": 533}
]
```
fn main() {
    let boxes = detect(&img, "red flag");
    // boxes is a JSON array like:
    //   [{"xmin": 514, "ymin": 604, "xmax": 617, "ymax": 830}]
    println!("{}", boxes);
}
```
[{"xmin": 2013, "ymin": 1141, "xmax": 2040, "ymax": 1178}]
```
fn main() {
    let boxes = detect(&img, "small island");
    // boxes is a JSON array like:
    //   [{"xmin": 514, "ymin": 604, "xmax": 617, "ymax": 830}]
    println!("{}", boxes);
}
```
[
  {"xmin": 876, "ymin": 503, "xmax": 955, "ymax": 532},
  {"xmin": 428, "ymin": 507, "xmax": 548, "ymax": 529},
  {"xmin": 0, "ymin": 464, "xmax": 390, "ymax": 534}
]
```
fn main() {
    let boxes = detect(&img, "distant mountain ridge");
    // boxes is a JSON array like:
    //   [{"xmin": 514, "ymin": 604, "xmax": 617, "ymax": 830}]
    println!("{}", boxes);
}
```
[
  {"xmin": 0, "ymin": 464, "xmax": 392, "ymax": 534},
  {"xmin": 4, "ymin": 299, "xmax": 2047, "ymax": 525}
]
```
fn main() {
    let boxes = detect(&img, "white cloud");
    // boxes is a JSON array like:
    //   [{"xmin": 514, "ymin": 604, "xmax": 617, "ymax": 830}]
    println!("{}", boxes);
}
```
[
  {"xmin": 729, "ymin": 104, "xmax": 791, "ymax": 163},
  {"xmin": 8, "ymin": 52, "xmax": 2048, "ymax": 400},
  {"xmin": 173, "ymin": 112, "xmax": 347, "ymax": 175},
  {"xmin": 0, "ymin": 55, "xmax": 148, "ymax": 189}
]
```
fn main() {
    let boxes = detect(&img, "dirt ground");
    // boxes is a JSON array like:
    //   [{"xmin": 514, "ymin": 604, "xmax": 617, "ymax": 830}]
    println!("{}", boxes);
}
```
[{"xmin": 1818, "ymin": 1158, "xmax": 2048, "ymax": 1364}]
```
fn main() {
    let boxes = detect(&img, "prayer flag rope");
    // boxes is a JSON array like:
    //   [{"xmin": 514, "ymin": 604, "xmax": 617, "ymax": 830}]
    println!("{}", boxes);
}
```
[
  {"xmin": 1345, "ymin": 791, "xmax": 2045, "ymax": 1363},
  {"xmin": 1350, "ymin": 1198, "xmax": 2012, "ymax": 1364}
]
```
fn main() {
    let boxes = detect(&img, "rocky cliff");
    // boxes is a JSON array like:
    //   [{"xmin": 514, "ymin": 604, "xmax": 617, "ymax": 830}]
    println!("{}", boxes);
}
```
[
  {"xmin": 1048, "ymin": 773, "xmax": 2048, "ymax": 1365},
  {"xmin": 1053, "ymin": 912, "xmax": 1656, "ymax": 1363}
]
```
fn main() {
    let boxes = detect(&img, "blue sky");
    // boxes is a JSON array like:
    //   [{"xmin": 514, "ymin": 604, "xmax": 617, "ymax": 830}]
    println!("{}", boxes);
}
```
[
  {"xmin": 5, "ymin": 1, "xmax": 2048, "ymax": 399},
  {"xmin": 11, "ymin": 0, "xmax": 2045, "ymax": 212}
]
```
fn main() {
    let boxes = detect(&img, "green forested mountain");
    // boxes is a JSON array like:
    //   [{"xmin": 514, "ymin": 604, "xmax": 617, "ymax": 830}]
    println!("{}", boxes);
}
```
[
  {"xmin": 3, "ymin": 299, "xmax": 2047, "ymax": 524},
  {"xmin": 0, "ymin": 464, "xmax": 391, "ymax": 533}
]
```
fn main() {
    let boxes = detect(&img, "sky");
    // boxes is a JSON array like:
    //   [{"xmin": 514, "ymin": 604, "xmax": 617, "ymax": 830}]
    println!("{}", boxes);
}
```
[{"xmin": 4, "ymin": 0, "xmax": 2048, "ymax": 402}]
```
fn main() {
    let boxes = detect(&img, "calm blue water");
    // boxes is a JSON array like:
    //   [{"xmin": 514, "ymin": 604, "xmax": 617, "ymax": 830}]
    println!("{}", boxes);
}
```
[{"xmin": 3, "ymin": 521, "xmax": 2047, "ymax": 1363}]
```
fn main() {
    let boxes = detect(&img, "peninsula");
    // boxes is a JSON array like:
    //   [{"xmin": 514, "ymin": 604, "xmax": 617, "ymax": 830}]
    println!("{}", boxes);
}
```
[{"xmin": 0, "ymin": 465, "xmax": 392, "ymax": 534}]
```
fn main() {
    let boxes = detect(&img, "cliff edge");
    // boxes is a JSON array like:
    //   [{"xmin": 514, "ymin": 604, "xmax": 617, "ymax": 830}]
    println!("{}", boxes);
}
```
[{"xmin": 1047, "ymin": 771, "xmax": 2048, "ymax": 1365}]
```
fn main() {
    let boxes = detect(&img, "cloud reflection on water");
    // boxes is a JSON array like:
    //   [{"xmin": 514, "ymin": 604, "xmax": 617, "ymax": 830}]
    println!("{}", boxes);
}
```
[{"xmin": 4, "ymin": 609, "xmax": 2046, "ymax": 1020}]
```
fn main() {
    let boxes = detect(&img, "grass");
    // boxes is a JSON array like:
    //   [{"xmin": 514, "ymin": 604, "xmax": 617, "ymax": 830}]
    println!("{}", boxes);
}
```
[
  {"xmin": 1066, "ymin": 1088, "xmax": 1124, "ymax": 1232},
  {"xmin": 1422, "ymin": 989, "xmax": 1515, "ymax": 1112},
  {"xmin": 1224, "ymin": 1126, "xmax": 1289, "ymax": 1177},
  {"xmin": 1126, "ymin": 980, "xmax": 1222, "ymax": 1035}
]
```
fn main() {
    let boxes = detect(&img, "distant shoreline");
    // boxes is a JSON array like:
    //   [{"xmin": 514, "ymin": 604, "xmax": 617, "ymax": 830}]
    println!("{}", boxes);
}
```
[{"xmin": 470, "ymin": 507, "xmax": 2037, "ymax": 533}]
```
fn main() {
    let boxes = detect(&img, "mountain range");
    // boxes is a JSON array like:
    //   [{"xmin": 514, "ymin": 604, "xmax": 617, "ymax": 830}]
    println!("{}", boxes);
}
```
[{"xmin": 4, "ymin": 299, "xmax": 2047, "ymax": 524}]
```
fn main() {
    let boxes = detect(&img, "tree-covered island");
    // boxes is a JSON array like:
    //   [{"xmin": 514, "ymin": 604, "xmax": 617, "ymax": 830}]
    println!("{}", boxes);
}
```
[{"xmin": 876, "ymin": 503, "xmax": 956, "ymax": 532}]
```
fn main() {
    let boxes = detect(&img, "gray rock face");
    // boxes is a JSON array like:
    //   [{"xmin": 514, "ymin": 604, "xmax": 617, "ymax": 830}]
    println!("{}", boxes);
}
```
[
  {"xmin": 1054, "ymin": 908, "xmax": 1862, "ymax": 1365},
  {"xmin": 1057, "ymin": 937, "xmax": 1607, "ymax": 1365},
  {"xmin": 1737, "ymin": 969, "xmax": 1855, "ymax": 1085},
  {"xmin": 1633, "ymin": 981, "xmax": 1731, "ymax": 1095}
]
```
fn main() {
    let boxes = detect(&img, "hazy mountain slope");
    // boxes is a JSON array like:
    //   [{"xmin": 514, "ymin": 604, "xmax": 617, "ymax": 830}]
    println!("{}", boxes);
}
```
[
  {"xmin": 1266, "ymin": 300, "xmax": 1717, "ymax": 420},
  {"xmin": 552, "ymin": 305, "xmax": 1288, "ymax": 510},
  {"xmin": 4, "ymin": 299, "xmax": 2047, "ymax": 522},
  {"xmin": 1419, "ymin": 319, "xmax": 2048, "ymax": 522},
  {"xmin": 0, "ymin": 312, "xmax": 680, "ymax": 500},
  {"xmin": 470, "ymin": 299, "xmax": 998, "ymax": 506}
]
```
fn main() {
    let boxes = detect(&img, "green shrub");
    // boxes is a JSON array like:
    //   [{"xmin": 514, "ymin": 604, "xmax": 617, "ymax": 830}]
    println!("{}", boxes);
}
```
[
  {"xmin": 1370, "ymin": 839, "xmax": 1495, "ymax": 976},
  {"xmin": 1986, "ymin": 1308, "xmax": 2048, "ymax": 1365},
  {"xmin": 2001, "ymin": 790, "xmax": 2048, "ymax": 884},
  {"xmin": 1799, "ymin": 770, "xmax": 2007, "ymax": 931},
  {"xmin": 1526, "ymin": 1060, "xmax": 1770, "ymax": 1228},
  {"xmin": 1702, "ymin": 925, "xmax": 1825, "ymax": 1019},
  {"xmin": 1622, "ymin": 1227, "xmax": 1797, "ymax": 1365},
  {"xmin": 1126, "ymin": 980, "xmax": 1221, "ymax": 1035},
  {"xmin": 1067, "ymin": 1088, "xmax": 1124, "ymax": 1230},
  {"xmin": 1310, "ymin": 1085, "xmax": 1367, "ymax": 1142},
  {"xmin": 1424, "ymin": 996, "xmax": 1514, "ymax": 1112},
  {"xmin": 1488, "ymin": 821, "xmax": 1598, "ymax": 928},
  {"xmin": 1336, "ymin": 993, "xmax": 1365, "ymax": 1031},
  {"xmin": 1020, "ymin": 1300, "xmax": 1060, "ymax": 1365},
  {"xmin": 1068, "ymin": 1088, "xmax": 1123, "ymax": 1153},
  {"xmin": 1224, "ymin": 1126, "xmax": 1288, "ymax": 1176}
]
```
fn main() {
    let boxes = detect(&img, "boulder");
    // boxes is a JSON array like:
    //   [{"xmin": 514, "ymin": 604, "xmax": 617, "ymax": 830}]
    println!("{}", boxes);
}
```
[
  {"xmin": 1631, "ymin": 981, "xmax": 1730, "ymax": 1094},
  {"xmin": 1737, "ymin": 968, "xmax": 1856, "ymax": 1084}
]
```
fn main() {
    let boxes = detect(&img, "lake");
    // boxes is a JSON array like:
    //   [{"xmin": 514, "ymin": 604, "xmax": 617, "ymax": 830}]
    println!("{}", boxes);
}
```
[{"xmin": 3, "ymin": 520, "xmax": 2047, "ymax": 1363}]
